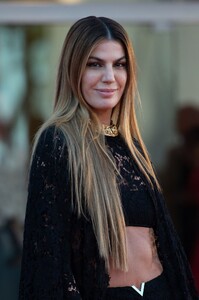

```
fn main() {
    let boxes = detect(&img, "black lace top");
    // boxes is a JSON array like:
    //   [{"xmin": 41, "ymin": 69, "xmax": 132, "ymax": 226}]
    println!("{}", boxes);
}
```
[
  {"xmin": 106, "ymin": 135, "xmax": 156, "ymax": 228},
  {"xmin": 18, "ymin": 126, "xmax": 198, "ymax": 300}
]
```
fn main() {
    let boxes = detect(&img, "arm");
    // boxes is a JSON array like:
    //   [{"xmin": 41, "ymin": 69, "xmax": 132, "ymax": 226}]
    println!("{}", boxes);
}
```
[{"xmin": 19, "ymin": 127, "xmax": 82, "ymax": 299}]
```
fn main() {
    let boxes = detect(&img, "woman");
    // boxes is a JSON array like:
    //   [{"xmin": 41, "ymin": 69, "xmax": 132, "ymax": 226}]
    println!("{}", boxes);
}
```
[{"xmin": 19, "ymin": 16, "xmax": 198, "ymax": 299}]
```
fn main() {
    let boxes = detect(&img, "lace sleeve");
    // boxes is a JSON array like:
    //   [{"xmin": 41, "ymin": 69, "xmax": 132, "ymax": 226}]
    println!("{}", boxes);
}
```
[{"xmin": 19, "ymin": 127, "xmax": 82, "ymax": 299}]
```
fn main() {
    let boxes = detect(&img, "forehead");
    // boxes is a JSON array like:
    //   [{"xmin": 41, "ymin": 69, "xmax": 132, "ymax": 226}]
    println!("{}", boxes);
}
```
[{"xmin": 89, "ymin": 39, "xmax": 126, "ymax": 60}]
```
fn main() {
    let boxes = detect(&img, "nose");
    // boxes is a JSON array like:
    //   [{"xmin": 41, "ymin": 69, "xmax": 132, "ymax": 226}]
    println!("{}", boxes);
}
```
[{"xmin": 102, "ymin": 65, "xmax": 115, "ymax": 83}]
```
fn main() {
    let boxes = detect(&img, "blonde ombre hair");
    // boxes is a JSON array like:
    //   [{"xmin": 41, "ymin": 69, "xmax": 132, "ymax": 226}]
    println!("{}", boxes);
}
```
[{"xmin": 33, "ymin": 16, "xmax": 159, "ymax": 272}]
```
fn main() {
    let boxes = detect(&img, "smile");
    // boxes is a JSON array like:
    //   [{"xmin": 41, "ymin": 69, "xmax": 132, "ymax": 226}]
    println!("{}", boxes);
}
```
[
  {"xmin": 96, "ymin": 89, "xmax": 118, "ymax": 92},
  {"xmin": 95, "ymin": 89, "xmax": 118, "ymax": 98}
]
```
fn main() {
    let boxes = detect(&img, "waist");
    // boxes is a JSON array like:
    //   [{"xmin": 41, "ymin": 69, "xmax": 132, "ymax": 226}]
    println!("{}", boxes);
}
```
[
  {"xmin": 109, "ymin": 259, "xmax": 163, "ymax": 288},
  {"xmin": 108, "ymin": 227, "xmax": 163, "ymax": 288}
]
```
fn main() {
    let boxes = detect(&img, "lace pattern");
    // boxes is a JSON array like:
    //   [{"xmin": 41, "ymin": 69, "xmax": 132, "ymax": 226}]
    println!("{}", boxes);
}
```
[
  {"xmin": 19, "ymin": 128, "xmax": 82, "ymax": 299},
  {"xmin": 106, "ymin": 136, "xmax": 156, "ymax": 228},
  {"xmin": 107, "ymin": 137, "xmax": 146, "ymax": 191}
]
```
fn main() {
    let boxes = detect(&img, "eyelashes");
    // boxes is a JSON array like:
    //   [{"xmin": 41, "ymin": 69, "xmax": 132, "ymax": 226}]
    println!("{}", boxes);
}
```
[
  {"xmin": 86, "ymin": 62, "xmax": 127, "ymax": 69},
  {"xmin": 114, "ymin": 62, "xmax": 127, "ymax": 68},
  {"xmin": 86, "ymin": 62, "xmax": 102, "ymax": 68}
]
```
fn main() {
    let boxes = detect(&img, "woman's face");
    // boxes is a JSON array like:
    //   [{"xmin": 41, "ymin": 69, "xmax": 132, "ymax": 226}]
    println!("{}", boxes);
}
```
[{"xmin": 81, "ymin": 39, "xmax": 127, "ymax": 124}]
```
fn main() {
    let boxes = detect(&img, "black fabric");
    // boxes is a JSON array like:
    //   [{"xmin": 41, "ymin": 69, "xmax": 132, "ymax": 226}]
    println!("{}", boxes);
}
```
[
  {"xmin": 18, "ymin": 126, "xmax": 198, "ymax": 299},
  {"xmin": 105, "ymin": 272, "xmax": 174, "ymax": 300},
  {"xmin": 107, "ymin": 135, "xmax": 156, "ymax": 228}
]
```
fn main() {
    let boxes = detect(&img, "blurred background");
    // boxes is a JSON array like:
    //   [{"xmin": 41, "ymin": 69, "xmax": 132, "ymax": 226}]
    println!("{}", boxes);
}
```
[{"xmin": 0, "ymin": 0, "xmax": 199, "ymax": 298}]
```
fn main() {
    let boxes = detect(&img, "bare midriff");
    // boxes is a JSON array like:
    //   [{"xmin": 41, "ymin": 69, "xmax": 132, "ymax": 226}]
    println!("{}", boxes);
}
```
[{"xmin": 108, "ymin": 226, "xmax": 163, "ymax": 289}]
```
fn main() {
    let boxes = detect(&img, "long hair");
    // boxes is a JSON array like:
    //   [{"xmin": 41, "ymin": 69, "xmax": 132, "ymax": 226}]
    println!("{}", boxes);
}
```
[{"xmin": 32, "ymin": 16, "xmax": 159, "ymax": 271}]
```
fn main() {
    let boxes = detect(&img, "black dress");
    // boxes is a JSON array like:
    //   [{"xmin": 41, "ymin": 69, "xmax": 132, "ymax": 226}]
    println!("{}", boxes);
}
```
[{"xmin": 18, "ymin": 126, "xmax": 198, "ymax": 299}]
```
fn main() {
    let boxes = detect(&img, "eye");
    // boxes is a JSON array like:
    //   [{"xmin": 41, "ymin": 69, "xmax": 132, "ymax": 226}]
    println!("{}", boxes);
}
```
[
  {"xmin": 115, "ymin": 62, "xmax": 127, "ymax": 68},
  {"xmin": 87, "ymin": 62, "xmax": 102, "ymax": 68}
]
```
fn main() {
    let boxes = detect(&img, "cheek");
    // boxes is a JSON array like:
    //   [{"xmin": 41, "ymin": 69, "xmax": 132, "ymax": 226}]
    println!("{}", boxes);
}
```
[
  {"xmin": 81, "ymin": 73, "xmax": 95, "ymax": 95},
  {"xmin": 117, "ymin": 70, "xmax": 127, "ymax": 84}
]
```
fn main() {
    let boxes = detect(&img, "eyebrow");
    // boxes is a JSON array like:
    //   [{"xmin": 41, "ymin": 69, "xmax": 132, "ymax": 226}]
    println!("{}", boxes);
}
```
[{"xmin": 88, "ymin": 56, "xmax": 126, "ymax": 62}]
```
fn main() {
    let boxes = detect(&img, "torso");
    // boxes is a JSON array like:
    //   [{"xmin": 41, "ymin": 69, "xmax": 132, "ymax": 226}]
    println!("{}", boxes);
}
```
[
  {"xmin": 106, "ymin": 135, "xmax": 163, "ymax": 289},
  {"xmin": 108, "ymin": 226, "xmax": 163, "ymax": 288}
]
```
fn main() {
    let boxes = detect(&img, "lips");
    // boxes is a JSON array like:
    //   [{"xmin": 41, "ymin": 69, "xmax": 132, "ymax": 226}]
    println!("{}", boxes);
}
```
[
  {"xmin": 95, "ymin": 88, "xmax": 118, "ymax": 98},
  {"xmin": 96, "ymin": 89, "xmax": 117, "ymax": 92}
]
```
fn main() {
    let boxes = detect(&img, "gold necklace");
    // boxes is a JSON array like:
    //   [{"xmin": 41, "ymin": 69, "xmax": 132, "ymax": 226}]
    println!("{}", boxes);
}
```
[{"xmin": 102, "ymin": 123, "xmax": 118, "ymax": 137}]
